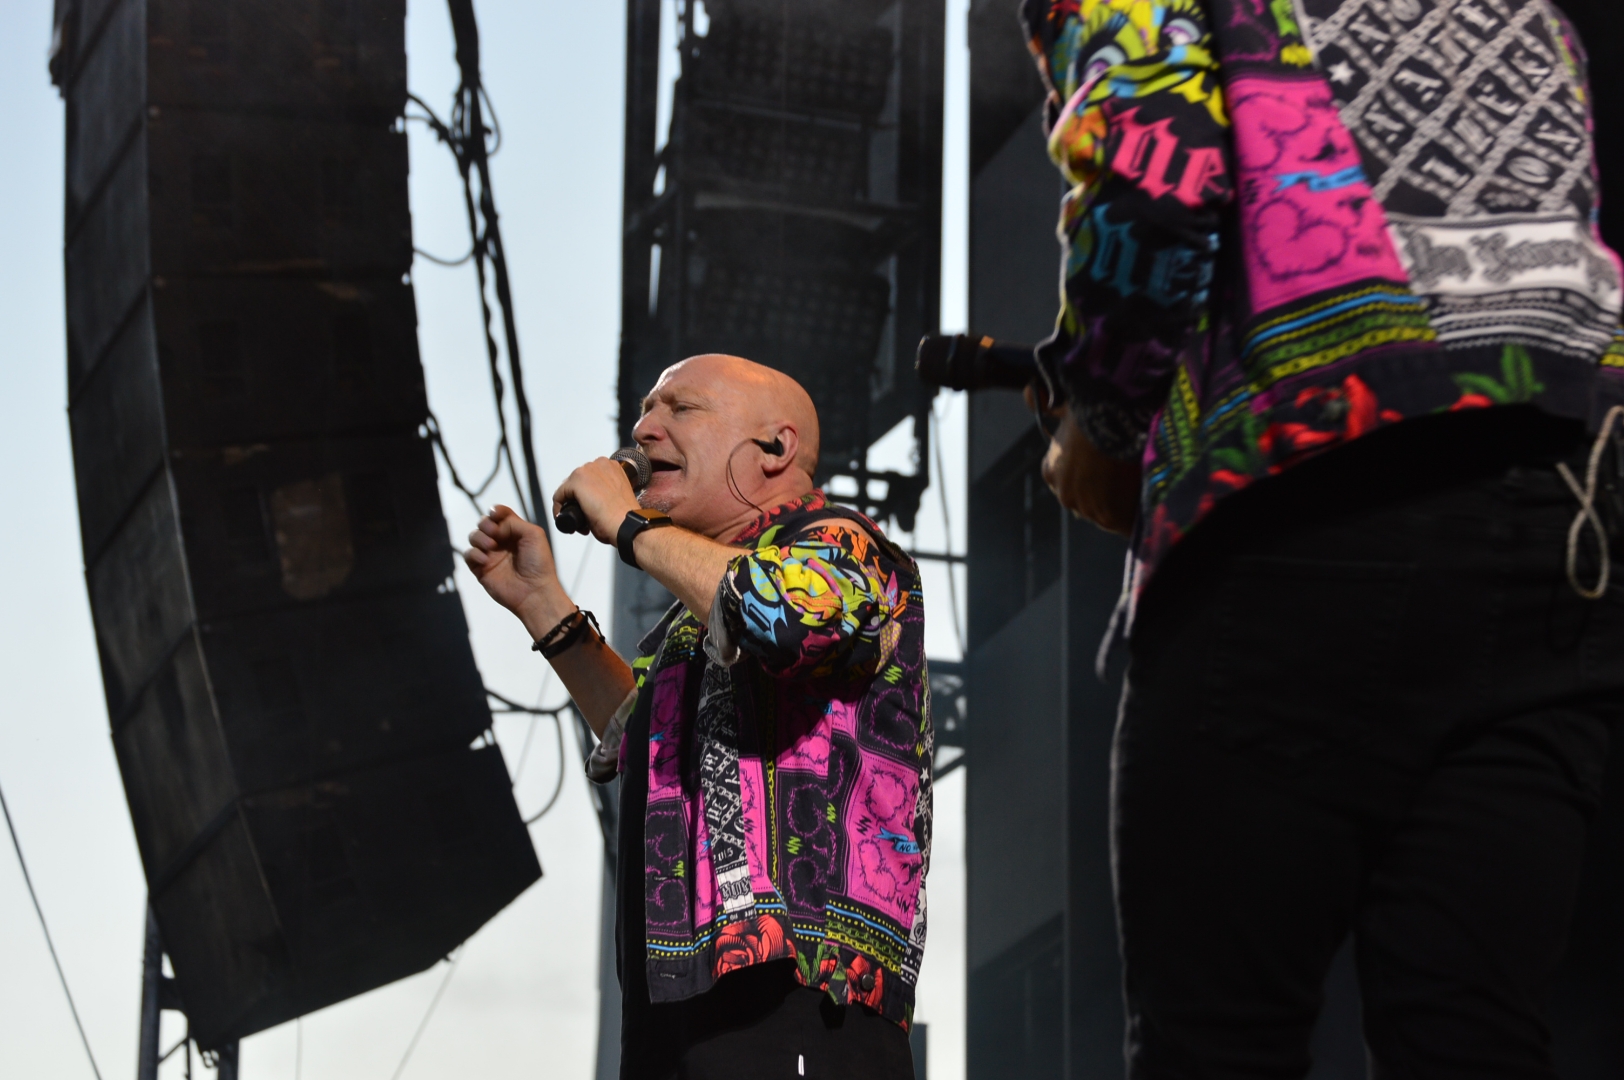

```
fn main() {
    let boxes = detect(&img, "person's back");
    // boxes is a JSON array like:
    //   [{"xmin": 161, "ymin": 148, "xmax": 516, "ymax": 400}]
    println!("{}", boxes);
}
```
[
  {"xmin": 1022, "ymin": 2, "xmax": 1624, "ymax": 1077},
  {"xmin": 1025, "ymin": 0, "xmax": 1622, "ymax": 566}
]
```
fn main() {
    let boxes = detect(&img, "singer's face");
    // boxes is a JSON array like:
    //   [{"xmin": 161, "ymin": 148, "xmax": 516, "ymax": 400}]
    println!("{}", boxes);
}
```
[{"xmin": 631, "ymin": 360, "xmax": 758, "ymax": 530}]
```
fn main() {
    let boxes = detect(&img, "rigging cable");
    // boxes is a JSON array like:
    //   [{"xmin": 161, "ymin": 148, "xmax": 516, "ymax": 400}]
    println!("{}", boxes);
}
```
[
  {"xmin": 403, "ymin": 0, "xmax": 551, "ymax": 536},
  {"xmin": 388, "ymin": 947, "xmax": 463, "ymax": 1080},
  {"xmin": 423, "ymin": 410, "xmax": 505, "ymax": 516},
  {"xmin": 0, "ymin": 775, "xmax": 105, "ymax": 1080},
  {"xmin": 406, "ymin": 89, "xmax": 534, "ymax": 524}
]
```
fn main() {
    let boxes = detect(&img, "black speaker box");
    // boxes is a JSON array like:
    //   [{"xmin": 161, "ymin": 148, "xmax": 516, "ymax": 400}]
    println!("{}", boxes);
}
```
[{"xmin": 54, "ymin": 0, "xmax": 540, "ymax": 1048}]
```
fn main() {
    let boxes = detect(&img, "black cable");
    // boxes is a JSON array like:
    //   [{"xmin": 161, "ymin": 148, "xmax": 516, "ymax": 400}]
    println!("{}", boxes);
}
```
[
  {"xmin": 407, "ymin": 0, "xmax": 550, "ymax": 532},
  {"xmin": 412, "ymin": 244, "xmax": 475, "ymax": 267},
  {"xmin": 521, "ymin": 712, "xmax": 567, "ymax": 825},
  {"xmin": 511, "ymin": 710, "xmax": 543, "ymax": 785},
  {"xmin": 485, "ymin": 688, "xmax": 569, "ymax": 717},
  {"xmin": 424, "ymin": 410, "xmax": 505, "ymax": 516},
  {"xmin": 0, "ymin": 776, "xmax": 104, "ymax": 1080},
  {"xmin": 389, "ymin": 948, "xmax": 462, "ymax": 1080},
  {"xmin": 445, "ymin": 2, "xmax": 550, "ymax": 534},
  {"xmin": 725, "ymin": 438, "xmax": 766, "ymax": 517},
  {"xmin": 159, "ymin": 1034, "xmax": 187, "ymax": 1065},
  {"xmin": 411, "ymin": 88, "xmax": 532, "ymax": 522}
]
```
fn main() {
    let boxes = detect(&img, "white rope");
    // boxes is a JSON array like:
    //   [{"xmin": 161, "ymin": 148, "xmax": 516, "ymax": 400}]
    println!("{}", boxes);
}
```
[{"xmin": 1555, "ymin": 404, "xmax": 1624, "ymax": 600}]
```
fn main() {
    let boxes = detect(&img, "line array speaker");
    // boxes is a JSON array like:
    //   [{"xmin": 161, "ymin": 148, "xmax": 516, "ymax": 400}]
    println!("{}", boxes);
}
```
[
  {"xmin": 52, "ymin": 0, "xmax": 540, "ymax": 1048},
  {"xmin": 619, "ymin": 0, "xmax": 945, "ymax": 529}
]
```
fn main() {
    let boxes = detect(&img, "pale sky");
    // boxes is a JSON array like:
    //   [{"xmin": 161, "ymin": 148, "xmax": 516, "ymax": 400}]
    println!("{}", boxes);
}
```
[{"xmin": 0, "ymin": 1, "xmax": 973, "ymax": 1077}]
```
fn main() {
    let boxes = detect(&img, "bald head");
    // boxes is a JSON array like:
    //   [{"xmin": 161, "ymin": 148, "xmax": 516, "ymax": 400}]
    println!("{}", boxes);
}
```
[
  {"xmin": 644, "ymin": 354, "xmax": 821, "ymax": 476},
  {"xmin": 631, "ymin": 354, "xmax": 823, "ymax": 540}
]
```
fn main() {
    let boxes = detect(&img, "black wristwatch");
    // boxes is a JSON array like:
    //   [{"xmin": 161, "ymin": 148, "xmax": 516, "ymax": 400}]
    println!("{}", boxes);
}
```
[{"xmin": 617, "ymin": 508, "xmax": 673, "ymax": 568}]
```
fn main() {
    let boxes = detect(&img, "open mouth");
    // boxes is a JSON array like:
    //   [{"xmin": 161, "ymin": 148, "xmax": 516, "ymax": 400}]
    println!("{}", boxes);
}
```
[{"xmin": 649, "ymin": 460, "xmax": 682, "ymax": 475}]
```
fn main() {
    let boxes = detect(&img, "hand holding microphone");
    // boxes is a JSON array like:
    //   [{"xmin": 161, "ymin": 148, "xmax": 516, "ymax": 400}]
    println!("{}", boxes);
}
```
[{"xmin": 554, "ymin": 446, "xmax": 653, "ymax": 535}]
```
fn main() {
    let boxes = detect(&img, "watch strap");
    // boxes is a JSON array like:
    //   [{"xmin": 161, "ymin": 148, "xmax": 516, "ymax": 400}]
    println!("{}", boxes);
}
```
[{"xmin": 617, "ymin": 509, "xmax": 673, "ymax": 568}]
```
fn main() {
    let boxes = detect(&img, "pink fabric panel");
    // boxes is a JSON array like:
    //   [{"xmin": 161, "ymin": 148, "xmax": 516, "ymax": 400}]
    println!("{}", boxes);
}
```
[
  {"xmin": 692, "ymin": 805, "xmax": 717, "ymax": 928},
  {"xmin": 842, "ymin": 756, "xmax": 923, "ymax": 924},
  {"xmin": 826, "ymin": 696, "xmax": 860, "ymax": 742},
  {"xmin": 778, "ymin": 707, "xmax": 835, "ymax": 776},
  {"xmin": 737, "ymin": 758, "xmax": 777, "ymax": 896},
  {"xmin": 1228, "ymin": 74, "xmax": 1407, "ymax": 310},
  {"xmin": 646, "ymin": 667, "xmax": 687, "ymax": 803}
]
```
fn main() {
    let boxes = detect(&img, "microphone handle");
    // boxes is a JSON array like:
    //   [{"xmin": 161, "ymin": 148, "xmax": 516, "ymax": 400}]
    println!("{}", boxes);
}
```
[
  {"xmin": 555, "ymin": 500, "xmax": 590, "ymax": 535},
  {"xmin": 553, "ymin": 458, "xmax": 640, "ymax": 535}
]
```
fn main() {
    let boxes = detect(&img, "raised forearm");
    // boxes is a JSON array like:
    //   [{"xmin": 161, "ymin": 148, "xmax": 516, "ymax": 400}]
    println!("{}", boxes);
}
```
[
  {"xmin": 630, "ymin": 525, "xmax": 740, "ymax": 624},
  {"xmin": 516, "ymin": 587, "xmax": 636, "ymax": 739}
]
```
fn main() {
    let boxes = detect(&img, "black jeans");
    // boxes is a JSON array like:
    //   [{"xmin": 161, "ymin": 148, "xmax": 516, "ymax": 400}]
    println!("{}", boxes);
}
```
[
  {"xmin": 620, "ymin": 959, "xmax": 914, "ymax": 1080},
  {"xmin": 1118, "ymin": 409, "xmax": 1624, "ymax": 1080}
]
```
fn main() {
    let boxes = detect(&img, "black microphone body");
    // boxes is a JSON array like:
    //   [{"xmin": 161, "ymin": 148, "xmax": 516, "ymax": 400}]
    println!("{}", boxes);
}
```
[
  {"xmin": 915, "ymin": 333, "xmax": 1040, "ymax": 392},
  {"xmin": 555, "ymin": 447, "xmax": 653, "ymax": 535}
]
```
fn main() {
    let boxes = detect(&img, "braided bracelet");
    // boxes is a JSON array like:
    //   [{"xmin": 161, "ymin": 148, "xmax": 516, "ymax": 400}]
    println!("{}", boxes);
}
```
[{"xmin": 532, "ymin": 609, "xmax": 603, "ymax": 660}]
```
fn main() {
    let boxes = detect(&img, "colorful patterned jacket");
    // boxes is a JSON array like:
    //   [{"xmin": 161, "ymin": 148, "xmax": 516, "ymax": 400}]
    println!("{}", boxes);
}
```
[
  {"xmin": 1020, "ymin": 0, "xmax": 1624, "ymax": 593},
  {"xmin": 591, "ymin": 492, "xmax": 932, "ymax": 1027}
]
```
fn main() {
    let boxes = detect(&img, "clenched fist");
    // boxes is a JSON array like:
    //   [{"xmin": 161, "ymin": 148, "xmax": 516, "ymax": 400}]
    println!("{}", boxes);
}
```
[{"xmin": 464, "ymin": 505, "xmax": 571, "ymax": 634}]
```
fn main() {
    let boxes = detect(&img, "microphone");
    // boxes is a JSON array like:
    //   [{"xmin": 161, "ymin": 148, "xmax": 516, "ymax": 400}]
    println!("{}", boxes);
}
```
[{"xmin": 555, "ymin": 446, "xmax": 653, "ymax": 535}]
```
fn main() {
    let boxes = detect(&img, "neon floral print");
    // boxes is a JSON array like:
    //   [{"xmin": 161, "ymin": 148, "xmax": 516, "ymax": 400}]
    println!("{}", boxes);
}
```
[
  {"xmin": 725, "ymin": 518, "xmax": 907, "ymax": 679},
  {"xmin": 1021, "ymin": 0, "xmax": 1624, "ymax": 595},
  {"xmin": 612, "ymin": 492, "xmax": 932, "ymax": 1029}
]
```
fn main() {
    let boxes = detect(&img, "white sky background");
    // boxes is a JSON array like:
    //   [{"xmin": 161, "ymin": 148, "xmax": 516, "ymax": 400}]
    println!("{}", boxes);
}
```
[{"xmin": 0, "ymin": 0, "xmax": 972, "ymax": 1077}]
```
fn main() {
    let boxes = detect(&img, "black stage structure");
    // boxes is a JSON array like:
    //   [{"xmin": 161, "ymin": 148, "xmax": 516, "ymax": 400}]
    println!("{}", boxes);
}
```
[
  {"xmin": 51, "ymin": 0, "xmax": 539, "ymax": 1064},
  {"xmin": 962, "ymin": 1, "xmax": 1624, "ymax": 1078},
  {"xmin": 606, "ymin": 1, "xmax": 944, "ymax": 1075},
  {"xmin": 962, "ymin": 4, "xmax": 1130, "ymax": 1073}
]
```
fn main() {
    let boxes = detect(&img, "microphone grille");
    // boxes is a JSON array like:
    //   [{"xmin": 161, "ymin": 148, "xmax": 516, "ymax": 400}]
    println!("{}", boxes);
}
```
[{"xmin": 611, "ymin": 446, "xmax": 653, "ymax": 491}]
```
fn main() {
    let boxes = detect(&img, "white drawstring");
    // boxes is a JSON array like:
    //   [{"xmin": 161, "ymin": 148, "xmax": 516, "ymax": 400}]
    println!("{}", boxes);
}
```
[{"xmin": 1555, "ymin": 404, "xmax": 1624, "ymax": 600}]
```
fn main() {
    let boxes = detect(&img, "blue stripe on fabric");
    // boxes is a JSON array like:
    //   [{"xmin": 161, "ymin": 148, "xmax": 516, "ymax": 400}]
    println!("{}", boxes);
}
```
[
  {"xmin": 1244, "ymin": 291, "xmax": 1422, "ymax": 355},
  {"xmin": 1197, "ymin": 391, "xmax": 1253, "ymax": 433}
]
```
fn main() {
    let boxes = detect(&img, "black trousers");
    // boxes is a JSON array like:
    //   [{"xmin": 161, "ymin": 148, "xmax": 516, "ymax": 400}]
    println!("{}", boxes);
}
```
[
  {"xmin": 1118, "ymin": 409, "xmax": 1624, "ymax": 1080},
  {"xmin": 620, "ymin": 959, "xmax": 914, "ymax": 1080}
]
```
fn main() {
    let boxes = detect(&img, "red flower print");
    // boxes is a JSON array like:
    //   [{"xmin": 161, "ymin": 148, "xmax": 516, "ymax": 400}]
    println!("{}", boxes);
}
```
[
  {"xmin": 1267, "ymin": 375, "xmax": 1399, "ymax": 465},
  {"xmin": 713, "ymin": 915, "xmax": 792, "ymax": 977},
  {"xmin": 846, "ymin": 954, "xmax": 885, "ymax": 1008},
  {"xmin": 1264, "ymin": 421, "xmax": 1339, "ymax": 457}
]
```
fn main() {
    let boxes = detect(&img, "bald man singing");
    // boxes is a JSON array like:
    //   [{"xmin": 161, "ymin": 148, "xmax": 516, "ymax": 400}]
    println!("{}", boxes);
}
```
[{"xmin": 465, "ymin": 355, "xmax": 931, "ymax": 1079}]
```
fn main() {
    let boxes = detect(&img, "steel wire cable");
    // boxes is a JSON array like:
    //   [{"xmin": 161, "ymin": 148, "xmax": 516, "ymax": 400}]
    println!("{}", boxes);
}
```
[
  {"xmin": 388, "ymin": 948, "xmax": 463, "ymax": 1080},
  {"xmin": 0, "ymin": 776, "xmax": 104, "ymax": 1080}
]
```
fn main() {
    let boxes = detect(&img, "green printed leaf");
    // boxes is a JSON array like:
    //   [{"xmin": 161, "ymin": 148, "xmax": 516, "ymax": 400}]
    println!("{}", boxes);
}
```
[
  {"xmin": 1500, "ymin": 344, "xmax": 1545, "ymax": 402},
  {"xmin": 1452, "ymin": 372, "xmax": 1512, "ymax": 403}
]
